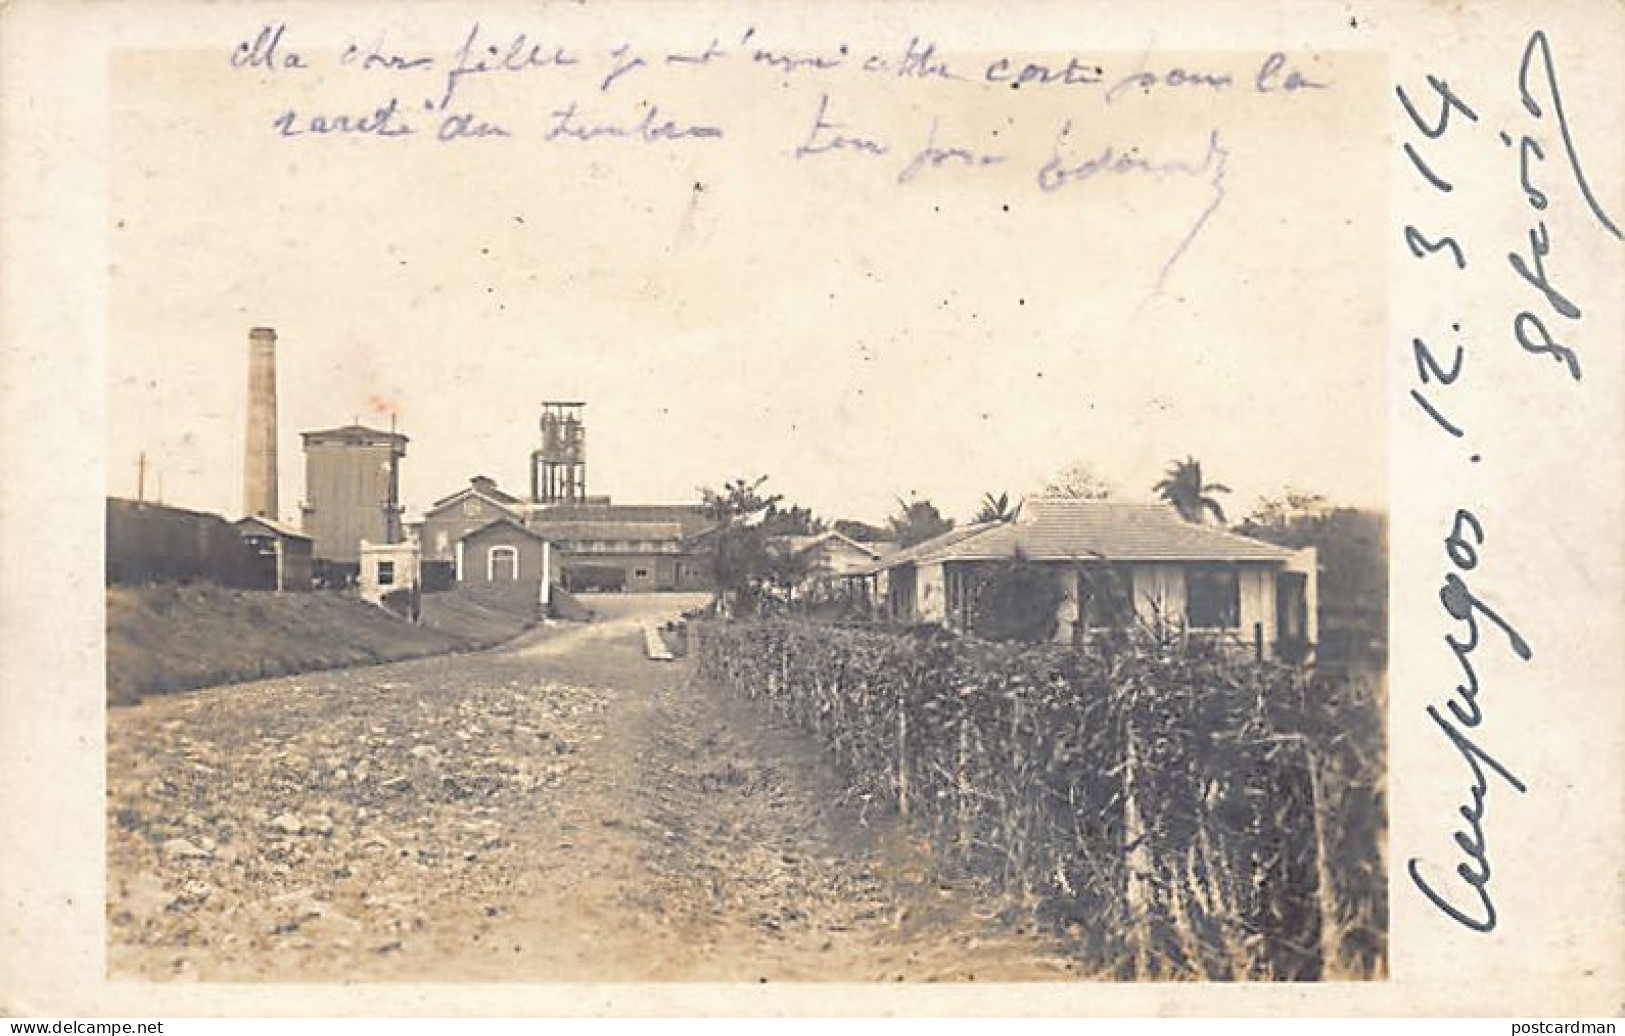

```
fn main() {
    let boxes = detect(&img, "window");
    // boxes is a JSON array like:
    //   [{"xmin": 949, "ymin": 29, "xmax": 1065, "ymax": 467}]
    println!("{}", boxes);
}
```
[
  {"xmin": 634, "ymin": 568, "xmax": 649, "ymax": 578},
  {"xmin": 377, "ymin": 560, "xmax": 396, "ymax": 586},
  {"xmin": 1186, "ymin": 565, "xmax": 1240, "ymax": 629}
]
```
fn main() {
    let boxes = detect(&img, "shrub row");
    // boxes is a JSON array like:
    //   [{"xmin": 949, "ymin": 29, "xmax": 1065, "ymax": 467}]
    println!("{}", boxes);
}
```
[{"xmin": 694, "ymin": 620, "xmax": 1386, "ymax": 980}]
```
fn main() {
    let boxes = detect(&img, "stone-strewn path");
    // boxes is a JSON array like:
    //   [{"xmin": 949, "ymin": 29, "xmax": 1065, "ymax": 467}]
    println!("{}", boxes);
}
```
[{"xmin": 108, "ymin": 594, "xmax": 1079, "ymax": 982}]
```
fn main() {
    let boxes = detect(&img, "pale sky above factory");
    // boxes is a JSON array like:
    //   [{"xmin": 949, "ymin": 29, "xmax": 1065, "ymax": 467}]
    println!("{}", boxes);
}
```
[{"xmin": 107, "ymin": 43, "xmax": 1385, "ymax": 527}]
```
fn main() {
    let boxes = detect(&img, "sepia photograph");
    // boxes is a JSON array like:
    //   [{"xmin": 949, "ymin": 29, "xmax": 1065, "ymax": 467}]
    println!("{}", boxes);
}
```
[
  {"xmin": 99, "ymin": 18, "xmax": 1390, "ymax": 987},
  {"xmin": 7, "ymin": 0, "xmax": 1624, "ymax": 1021}
]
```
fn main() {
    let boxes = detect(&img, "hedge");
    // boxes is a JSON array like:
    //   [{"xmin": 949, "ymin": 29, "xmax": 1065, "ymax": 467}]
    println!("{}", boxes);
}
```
[{"xmin": 694, "ymin": 620, "xmax": 1386, "ymax": 980}]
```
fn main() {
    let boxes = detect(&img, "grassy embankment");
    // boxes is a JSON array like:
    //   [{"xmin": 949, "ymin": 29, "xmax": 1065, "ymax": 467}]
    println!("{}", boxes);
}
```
[{"xmin": 106, "ymin": 584, "xmax": 554, "ymax": 706}]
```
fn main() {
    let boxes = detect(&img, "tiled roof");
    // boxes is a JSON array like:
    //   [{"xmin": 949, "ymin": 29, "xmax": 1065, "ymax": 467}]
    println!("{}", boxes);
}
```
[
  {"xmin": 862, "ymin": 499, "xmax": 1293, "ymax": 572},
  {"xmin": 852, "ymin": 521, "xmax": 1004, "ymax": 575}
]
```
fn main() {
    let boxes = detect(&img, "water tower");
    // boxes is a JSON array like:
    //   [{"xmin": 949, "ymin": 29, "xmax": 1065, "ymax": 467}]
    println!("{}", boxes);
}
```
[{"xmin": 531, "ymin": 401, "xmax": 586, "ymax": 504}]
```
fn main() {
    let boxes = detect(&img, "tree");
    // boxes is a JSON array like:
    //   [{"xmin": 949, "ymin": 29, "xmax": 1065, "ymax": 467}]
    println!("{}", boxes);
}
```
[
  {"xmin": 887, "ymin": 496, "xmax": 955, "ymax": 548},
  {"xmin": 1238, "ymin": 489, "xmax": 1331, "ymax": 536},
  {"xmin": 1153, "ymin": 456, "xmax": 1231, "ymax": 524},
  {"xmin": 973, "ymin": 491, "xmax": 1018, "ymax": 524},
  {"xmin": 971, "ymin": 551, "xmax": 1067, "ymax": 642},
  {"xmin": 1040, "ymin": 461, "xmax": 1115, "ymax": 500},
  {"xmin": 833, "ymin": 518, "xmax": 889, "ymax": 543},
  {"xmin": 699, "ymin": 477, "xmax": 828, "ymax": 615},
  {"xmin": 1236, "ymin": 490, "xmax": 1388, "ymax": 669},
  {"xmin": 698, "ymin": 476, "xmax": 780, "ymax": 616},
  {"xmin": 760, "ymin": 503, "xmax": 825, "ymax": 537},
  {"xmin": 700, "ymin": 476, "xmax": 777, "ymax": 520}
]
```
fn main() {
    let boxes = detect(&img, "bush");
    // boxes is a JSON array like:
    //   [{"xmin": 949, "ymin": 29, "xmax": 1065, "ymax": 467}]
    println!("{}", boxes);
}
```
[
  {"xmin": 694, "ymin": 619, "xmax": 1385, "ymax": 980},
  {"xmin": 970, "ymin": 554, "xmax": 1066, "ymax": 642}
]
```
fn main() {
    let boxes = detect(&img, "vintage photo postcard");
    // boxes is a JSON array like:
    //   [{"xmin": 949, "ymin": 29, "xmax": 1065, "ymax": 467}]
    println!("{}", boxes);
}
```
[{"xmin": 0, "ymin": 0, "xmax": 1620, "ymax": 1018}]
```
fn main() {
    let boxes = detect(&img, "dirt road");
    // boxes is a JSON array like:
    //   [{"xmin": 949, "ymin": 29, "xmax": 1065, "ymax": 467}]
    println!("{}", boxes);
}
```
[{"xmin": 107, "ymin": 594, "xmax": 1079, "ymax": 982}]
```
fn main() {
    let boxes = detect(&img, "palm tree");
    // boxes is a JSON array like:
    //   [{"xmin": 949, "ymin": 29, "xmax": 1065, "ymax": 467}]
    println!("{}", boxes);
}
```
[
  {"xmin": 1153, "ymin": 456, "xmax": 1231, "ymax": 524},
  {"xmin": 974, "ymin": 491, "xmax": 1018, "ymax": 523}
]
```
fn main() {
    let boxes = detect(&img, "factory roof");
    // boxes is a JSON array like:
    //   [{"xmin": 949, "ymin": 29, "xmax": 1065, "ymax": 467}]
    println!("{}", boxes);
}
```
[
  {"xmin": 524, "ymin": 519, "xmax": 691, "ymax": 544},
  {"xmin": 527, "ymin": 502, "xmax": 713, "ymax": 537}
]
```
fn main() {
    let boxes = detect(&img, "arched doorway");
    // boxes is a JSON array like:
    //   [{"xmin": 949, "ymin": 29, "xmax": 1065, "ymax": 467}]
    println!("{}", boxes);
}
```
[{"xmin": 488, "ymin": 545, "xmax": 519, "ymax": 581}]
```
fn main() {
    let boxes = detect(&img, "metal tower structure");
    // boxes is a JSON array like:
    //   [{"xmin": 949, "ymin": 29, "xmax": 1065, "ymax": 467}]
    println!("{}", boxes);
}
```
[{"xmin": 531, "ymin": 401, "xmax": 586, "ymax": 504}]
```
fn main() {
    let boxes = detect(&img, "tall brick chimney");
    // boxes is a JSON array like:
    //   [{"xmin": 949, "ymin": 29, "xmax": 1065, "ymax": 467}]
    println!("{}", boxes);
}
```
[{"xmin": 244, "ymin": 326, "xmax": 279, "ymax": 519}]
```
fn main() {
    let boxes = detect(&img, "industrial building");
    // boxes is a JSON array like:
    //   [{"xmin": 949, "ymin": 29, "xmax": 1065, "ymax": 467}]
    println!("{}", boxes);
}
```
[
  {"xmin": 119, "ymin": 323, "xmax": 708, "ymax": 601},
  {"xmin": 531, "ymin": 401, "xmax": 587, "ymax": 504},
  {"xmin": 106, "ymin": 497, "xmax": 254, "ymax": 587},
  {"xmin": 417, "ymin": 476, "xmax": 528, "ymax": 564},
  {"xmin": 412, "ymin": 402, "xmax": 713, "ymax": 594},
  {"xmin": 299, "ymin": 422, "xmax": 409, "ymax": 583},
  {"xmin": 107, "ymin": 327, "xmax": 310, "ymax": 591}
]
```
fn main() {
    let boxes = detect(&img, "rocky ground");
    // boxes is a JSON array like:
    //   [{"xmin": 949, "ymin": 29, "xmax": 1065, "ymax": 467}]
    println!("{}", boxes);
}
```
[{"xmin": 107, "ymin": 593, "xmax": 1082, "ymax": 982}]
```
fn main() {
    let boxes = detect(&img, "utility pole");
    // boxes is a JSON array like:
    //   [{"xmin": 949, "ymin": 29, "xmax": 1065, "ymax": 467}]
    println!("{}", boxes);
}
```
[{"xmin": 137, "ymin": 452, "xmax": 147, "ymax": 502}]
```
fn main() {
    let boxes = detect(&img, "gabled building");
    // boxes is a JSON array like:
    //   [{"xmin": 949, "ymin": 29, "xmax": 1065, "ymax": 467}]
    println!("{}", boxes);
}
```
[
  {"xmin": 417, "ymin": 476, "xmax": 527, "ymax": 562},
  {"xmin": 777, "ymin": 530, "xmax": 886, "ymax": 582},
  {"xmin": 416, "ymin": 476, "xmax": 717, "ymax": 594},
  {"xmin": 854, "ymin": 498, "xmax": 1317, "ymax": 657},
  {"xmin": 457, "ymin": 517, "xmax": 556, "ymax": 589}
]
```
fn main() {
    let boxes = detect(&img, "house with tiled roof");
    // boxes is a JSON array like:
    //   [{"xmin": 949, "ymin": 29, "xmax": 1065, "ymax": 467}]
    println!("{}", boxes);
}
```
[{"xmin": 853, "ymin": 497, "xmax": 1318, "ymax": 656}]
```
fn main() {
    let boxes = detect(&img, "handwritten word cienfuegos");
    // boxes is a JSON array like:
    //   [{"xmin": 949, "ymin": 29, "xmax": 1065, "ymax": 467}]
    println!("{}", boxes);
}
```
[
  {"xmin": 1396, "ymin": 29, "xmax": 1620, "ymax": 933},
  {"xmin": 229, "ymin": 22, "xmax": 1328, "ymax": 294}
]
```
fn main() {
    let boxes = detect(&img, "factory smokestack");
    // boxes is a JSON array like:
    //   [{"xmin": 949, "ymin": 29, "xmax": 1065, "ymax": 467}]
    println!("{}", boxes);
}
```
[{"xmin": 244, "ymin": 326, "xmax": 280, "ymax": 519}]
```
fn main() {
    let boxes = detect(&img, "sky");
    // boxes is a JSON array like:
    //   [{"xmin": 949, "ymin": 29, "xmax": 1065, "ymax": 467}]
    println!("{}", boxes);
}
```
[{"xmin": 108, "ymin": 32, "xmax": 1385, "ymax": 529}]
